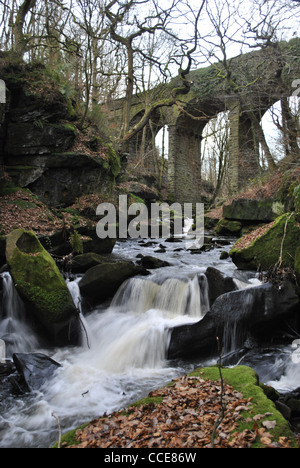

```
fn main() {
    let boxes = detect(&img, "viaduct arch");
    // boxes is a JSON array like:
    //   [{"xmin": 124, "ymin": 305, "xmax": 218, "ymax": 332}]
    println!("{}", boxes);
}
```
[{"xmin": 108, "ymin": 38, "xmax": 300, "ymax": 203}]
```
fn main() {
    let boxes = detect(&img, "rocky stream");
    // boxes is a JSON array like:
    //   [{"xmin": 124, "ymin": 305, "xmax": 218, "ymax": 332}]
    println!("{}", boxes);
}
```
[{"xmin": 1, "ymin": 232, "xmax": 300, "ymax": 448}]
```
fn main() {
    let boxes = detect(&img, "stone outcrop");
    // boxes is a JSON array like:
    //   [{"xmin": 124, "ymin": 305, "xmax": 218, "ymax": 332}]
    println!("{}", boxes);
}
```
[
  {"xmin": 0, "ymin": 62, "xmax": 119, "ymax": 209},
  {"xmin": 223, "ymin": 198, "xmax": 280, "ymax": 223}
]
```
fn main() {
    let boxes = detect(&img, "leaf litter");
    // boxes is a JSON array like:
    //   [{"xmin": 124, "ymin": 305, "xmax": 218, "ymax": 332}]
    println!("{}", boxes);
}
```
[{"xmin": 66, "ymin": 375, "xmax": 293, "ymax": 449}]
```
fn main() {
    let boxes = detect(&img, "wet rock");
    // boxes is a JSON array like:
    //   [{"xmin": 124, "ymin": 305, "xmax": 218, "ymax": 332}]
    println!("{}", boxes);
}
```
[
  {"xmin": 70, "ymin": 252, "xmax": 106, "ymax": 273},
  {"xmin": 137, "ymin": 255, "xmax": 171, "ymax": 269},
  {"xmin": 79, "ymin": 261, "xmax": 148, "ymax": 305},
  {"xmin": 215, "ymin": 218, "xmax": 242, "ymax": 236},
  {"xmin": 12, "ymin": 353, "xmax": 61, "ymax": 392},
  {"xmin": 167, "ymin": 281, "xmax": 300, "ymax": 360},
  {"xmin": 205, "ymin": 266, "xmax": 238, "ymax": 306}
]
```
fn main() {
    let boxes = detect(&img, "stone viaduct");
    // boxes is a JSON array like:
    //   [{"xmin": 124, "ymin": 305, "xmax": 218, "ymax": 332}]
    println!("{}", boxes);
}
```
[{"xmin": 107, "ymin": 38, "xmax": 300, "ymax": 204}]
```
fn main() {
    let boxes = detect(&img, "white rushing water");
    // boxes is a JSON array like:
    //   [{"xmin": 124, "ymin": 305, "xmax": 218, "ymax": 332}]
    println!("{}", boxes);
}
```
[
  {"xmin": 0, "ymin": 268, "xmax": 211, "ymax": 448},
  {"xmin": 0, "ymin": 272, "xmax": 40, "ymax": 357}
]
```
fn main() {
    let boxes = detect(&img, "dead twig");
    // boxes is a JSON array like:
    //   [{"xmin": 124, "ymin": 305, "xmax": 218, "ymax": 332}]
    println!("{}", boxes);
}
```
[{"xmin": 52, "ymin": 411, "xmax": 62, "ymax": 449}]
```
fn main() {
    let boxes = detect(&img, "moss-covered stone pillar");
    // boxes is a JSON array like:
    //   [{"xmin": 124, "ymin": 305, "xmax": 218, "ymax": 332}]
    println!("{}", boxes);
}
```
[
  {"xmin": 168, "ymin": 125, "xmax": 202, "ymax": 204},
  {"xmin": 227, "ymin": 99, "xmax": 240, "ymax": 195},
  {"xmin": 228, "ymin": 98, "xmax": 260, "ymax": 194}
]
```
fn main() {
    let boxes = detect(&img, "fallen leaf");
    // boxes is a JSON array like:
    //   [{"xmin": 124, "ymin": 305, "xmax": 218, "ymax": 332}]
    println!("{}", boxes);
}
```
[{"xmin": 262, "ymin": 420, "xmax": 277, "ymax": 430}]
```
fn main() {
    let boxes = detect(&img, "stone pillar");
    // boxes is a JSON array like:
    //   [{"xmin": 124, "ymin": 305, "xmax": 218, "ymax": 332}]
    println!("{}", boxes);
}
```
[
  {"xmin": 228, "ymin": 98, "xmax": 260, "ymax": 194},
  {"xmin": 168, "ymin": 125, "xmax": 202, "ymax": 204},
  {"xmin": 238, "ymin": 114, "xmax": 260, "ymax": 185},
  {"xmin": 227, "ymin": 99, "xmax": 240, "ymax": 195}
]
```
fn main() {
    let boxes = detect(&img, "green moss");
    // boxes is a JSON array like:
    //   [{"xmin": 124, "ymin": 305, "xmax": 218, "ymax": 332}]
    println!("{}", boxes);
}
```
[
  {"xmin": 229, "ymin": 213, "xmax": 300, "ymax": 270},
  {"xmin": 293, "ymin": 184, "xmax": 300, "ymax": 213},
  {"xmin": 215, "ymin": 218, "xmax": 242, "ymax": 236},
  {"xmin": 106, "ymin": 143, "xmax": 121, "ymax": 179},
  {"xmin": 6, "ymin": 229, "xmax": 75, "ymax": 323},
  {"xmin": 189, "ymin": 366, "xmax": 297, "ymax": 448},
  {"xmin": 69, "ymin": 230, "xmax": 84, "ymax": 254},
  {"xmin": 53, "ymin": 423, "xmax": 90, "ymax": 448},
  {"xmin": 0, "ymin": 181, "xmax": 21, "ymax": 196},
  {"xmin": 63, "ymin": 123, "xmax": 76, "ymax": 133}
]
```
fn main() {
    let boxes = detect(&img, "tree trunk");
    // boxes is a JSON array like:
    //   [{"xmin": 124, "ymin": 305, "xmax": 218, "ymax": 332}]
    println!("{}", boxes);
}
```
[
  {"xmin": 122, "ymin": 43, "xmax": 134, "ymax": 137},
  {"xmin": 12, "ymin": 0, "xmax": 37, "ymax": 59}
]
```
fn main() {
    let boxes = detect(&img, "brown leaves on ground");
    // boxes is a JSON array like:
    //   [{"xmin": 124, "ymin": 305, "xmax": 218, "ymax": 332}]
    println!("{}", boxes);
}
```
[
  {"xmin": 0, "ymin": 189, "xmax": 92, "ymax": 236},
  {"xmin": 232, "ymin": 221, "xmax": 275, "ymax": 251},
  {"xmin": 66, "ymin": 375, "xmax": 292, "ymax": 449}
]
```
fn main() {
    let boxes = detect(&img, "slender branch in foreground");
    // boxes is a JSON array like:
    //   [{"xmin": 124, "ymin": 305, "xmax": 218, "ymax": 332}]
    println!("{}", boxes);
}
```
[
  {"xmin": 52, "ymin": 411, "xmax": 62, "ymax": 448},
  {"xmin": 211, "ymin": 336, "xmax": 225, "ymax": 448}
]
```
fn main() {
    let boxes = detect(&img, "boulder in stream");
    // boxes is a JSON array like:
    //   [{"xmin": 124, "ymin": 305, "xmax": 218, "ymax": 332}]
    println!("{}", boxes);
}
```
[
  {"xmin": 12, "ymin": 353, "xmax": 61, "ymax": 392},
  {"xmin": 5, "ymin": 229, "xmax": 80, "ymax": 345},
  {"xmin": 167, "ymin": 280, "xmax": 300, "ymax": 361},
  {"xmin": 79, "ymin": 261, "xmax": 149, "ymax": 305}
]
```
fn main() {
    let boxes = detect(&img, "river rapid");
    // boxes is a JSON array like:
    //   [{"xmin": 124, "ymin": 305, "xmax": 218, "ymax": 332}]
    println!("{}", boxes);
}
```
[{"xmin": 0, "ymin": 236, "xmax": 299, "ymax": 448}]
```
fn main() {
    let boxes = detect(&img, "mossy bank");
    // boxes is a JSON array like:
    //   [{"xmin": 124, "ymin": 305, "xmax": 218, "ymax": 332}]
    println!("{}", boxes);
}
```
[
  {"xmin": 55, "ymin": 365, "xmax": 297, "ymax": 449},
  {"xmin": 229, "ymin": 213, "xmax": 300, "ymax": 271}
]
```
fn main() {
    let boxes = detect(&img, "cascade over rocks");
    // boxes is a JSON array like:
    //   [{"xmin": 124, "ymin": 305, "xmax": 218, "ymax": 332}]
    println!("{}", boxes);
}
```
[
  {"xmin": 5, "ymin": 229, "xmax": 80, "ymax": 346},
  {"xmin": 167, "ymin": 280, "xmax": 300, "ymax": 361},
  {"xmin": 79, "ymin": 261, "xmax": 149, "ymax": 305}
]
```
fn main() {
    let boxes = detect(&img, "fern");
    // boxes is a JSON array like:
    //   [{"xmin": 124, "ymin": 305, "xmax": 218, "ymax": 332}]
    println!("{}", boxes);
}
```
[{"xmin": 69, "ymin": 230, "xmax": 83, "ymax": 254}]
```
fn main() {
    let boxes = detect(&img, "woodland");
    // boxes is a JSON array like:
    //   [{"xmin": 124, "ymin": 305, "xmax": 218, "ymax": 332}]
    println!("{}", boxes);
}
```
[
  {"xmin": 0, "ymin": 0, "xmax": 300, "ymax": 451},
  {"xmin": 1, "ymin": 0, "xmax": 299, "ymax": 192}
]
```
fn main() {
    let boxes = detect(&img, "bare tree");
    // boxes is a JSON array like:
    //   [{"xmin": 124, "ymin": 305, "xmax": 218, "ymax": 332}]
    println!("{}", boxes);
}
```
[
  {"xmin": 104, "ymin": 0, "xmax": 206, "ymax": 148},
  {"xmin": 11, "ymin": 0, "xmax": 38, "ymax": 59}
]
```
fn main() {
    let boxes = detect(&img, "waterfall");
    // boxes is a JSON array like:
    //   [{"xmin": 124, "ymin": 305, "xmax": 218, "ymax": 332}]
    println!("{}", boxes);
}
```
[
  {"xmin": 0, "ymin": 272, "xmax": 39, "ymax": 357},
  {"xmin": 71, "ymin": 272, "xmax": 210, "ymax": 373},
  {"xmin": 111, "ymin": 272, "xmax": 209, "ymax": 318},
  {"xmin": 66, "ymin": 277, "xmax": 92, "ymax": 348}
]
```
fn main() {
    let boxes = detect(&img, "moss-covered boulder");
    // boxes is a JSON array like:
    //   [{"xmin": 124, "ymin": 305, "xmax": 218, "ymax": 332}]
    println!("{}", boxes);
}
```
[
  {"xmin": 229, "ymin": 213, "xmax": 300, "ymax": 270},
  {"xmin": 5, "ymin": 229, "xmax": 79, "ymax": 344},
  {"xmin": 222, "ymin": 198, "xmax": 280, "ymax": 222},
  {"xmin": 215, "ymin": 218, "xmax": 242, "ymax": 236},
  {"xmin": 70, "ymin": 252, "xmax": 105, "ymax": 273}
]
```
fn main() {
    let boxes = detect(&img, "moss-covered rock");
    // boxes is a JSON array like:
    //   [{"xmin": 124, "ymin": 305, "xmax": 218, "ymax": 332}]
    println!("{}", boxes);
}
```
[
  {"xmin": 229, "ymin": 213, "xmax": 300, "ymax": 270},
  {"xmin": 5, "ymin": 229, "xmax": 78, "ymax": 342},
  {"xmin": 222, "ymin": 198, "xmax": 280, "ymax": 222},
  {"xmin": 215, "ymin": 218, "xmax": 242, "ymax": 236},
  {"xmin": 70, "ymin": 252, "xmax": 106, "ymax": 273},
  {"xmin": 79, "ymin": 261, "xmax": 148, "ymax": 304}
]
